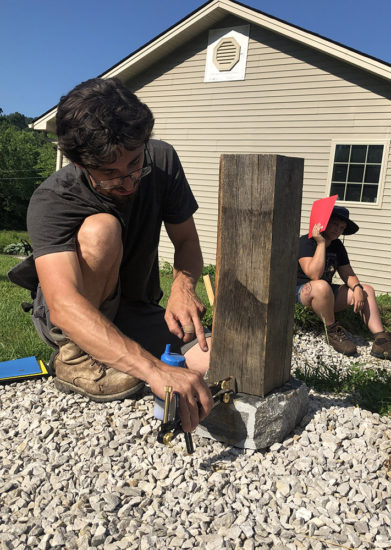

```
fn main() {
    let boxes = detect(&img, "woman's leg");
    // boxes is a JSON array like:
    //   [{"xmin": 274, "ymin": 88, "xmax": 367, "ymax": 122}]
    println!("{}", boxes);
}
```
[
  {"xmin": 335, "ymin": 284, "xmax": 384, "ymax": 334},
  {"xmin": 299, "ymin": 279, "xmax": 336, "ymax": 325},
  {"xmin": 183, "ymin": 336, "xmax": 212, "ymax": 376},
  {"xmin": 300, "ymin": 280, "xmax": 356, "ymax": 355}
]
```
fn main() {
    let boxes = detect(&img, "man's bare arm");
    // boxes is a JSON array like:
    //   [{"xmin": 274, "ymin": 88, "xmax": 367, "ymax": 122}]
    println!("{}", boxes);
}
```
[
  {"xmin": 164, "ymin": 216, "xmax": 208, "ymax": 351},
  {"xmin": 35, "ymin": 251, "xmax": 213, "ymax": 430}
]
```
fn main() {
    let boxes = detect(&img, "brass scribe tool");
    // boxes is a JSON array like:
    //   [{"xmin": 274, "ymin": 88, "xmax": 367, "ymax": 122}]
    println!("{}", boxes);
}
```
[{"xmin": 157, "ymin": 376, "xmax": 235, "ymax": 454}]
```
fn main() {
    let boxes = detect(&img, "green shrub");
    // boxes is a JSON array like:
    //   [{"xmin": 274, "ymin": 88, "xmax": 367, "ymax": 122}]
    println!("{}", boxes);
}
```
[
  {"xmin": 376, "ymin": 293, "xmax": 391, "ymax": 332},
  {"xmin": 0, "ymin": 230, "xmax": 29, "ymax": 252},
  {"xmin": 160, "ymin": 261, "xmax": 173, "ymax": 275},
  {"xmin": 294, "ymin": 304, "xmax": 323, "ymax": 332},
  {"xmin": 3, "ymin": 241, "xmax": 31, "ymax": 256},
  {"xmin": 160, "ymin": 262, "xmax": 216, "ymax": 278},
  {"xmin": 202, "ymin": 306, "xmax": 213, "ymax": 330},
  {"xmin": 202, "ymin": 264, "xmax": 216, "ymax": 276}
]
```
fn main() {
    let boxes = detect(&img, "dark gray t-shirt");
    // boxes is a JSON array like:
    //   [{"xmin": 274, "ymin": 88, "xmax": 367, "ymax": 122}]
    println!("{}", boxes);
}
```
[{"xmin": 27, "ymin": 139, "xmax": 198, "ymax": 304}]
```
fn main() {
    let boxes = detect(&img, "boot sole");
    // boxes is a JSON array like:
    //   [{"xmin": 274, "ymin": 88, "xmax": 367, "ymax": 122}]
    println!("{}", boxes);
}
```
[
  {"xmin": 339, "ymin": 349, "xmax": 357, "ymax": 356},
  {"xmin": 370, "ymin": 350, "xmax": 390, "ymax": 360},
  {"xmin": 329, "ymin": 345, "xmax": 356, "ymax": 356},
  {"xmin": 54, "ymin": 378, "xmax": 145, "ymax": 402}
]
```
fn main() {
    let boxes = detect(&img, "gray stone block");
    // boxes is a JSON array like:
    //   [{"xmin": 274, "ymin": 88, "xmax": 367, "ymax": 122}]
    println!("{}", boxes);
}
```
[{"xmin": 196, "ymin": 377, "xmax": 309, "ymax": 449}]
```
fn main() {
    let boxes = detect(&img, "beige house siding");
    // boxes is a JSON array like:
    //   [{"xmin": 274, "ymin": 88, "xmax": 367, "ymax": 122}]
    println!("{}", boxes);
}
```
[{"xmin": 127, "ymin": 15, "xmax": 391, "ymax": 294}]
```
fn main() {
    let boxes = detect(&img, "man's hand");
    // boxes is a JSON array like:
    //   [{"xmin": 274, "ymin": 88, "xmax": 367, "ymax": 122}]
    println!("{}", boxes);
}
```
[
  {"xmin": 165, "ymin": 276, "xmax": 207, "ymax": 350},
  {"xmin": 149, "ymin": 362, "xmax": 214, "ymax": 432},
  {"xmin": 352, "ymin": 286, "xmax": 366, "ymax": 313}
]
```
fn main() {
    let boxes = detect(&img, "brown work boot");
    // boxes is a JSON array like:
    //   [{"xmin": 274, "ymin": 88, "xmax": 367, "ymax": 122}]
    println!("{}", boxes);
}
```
[
  {"xmin": 50, "ymin": 328, "xmax": 144, "ymax": 402},
  {"xmin": 326, "ymin": 323, "xmax": 357, "ymax": 356},
  {"xmin": 371, "ymin": 332, "xmax": 391, "ymax": 359}
]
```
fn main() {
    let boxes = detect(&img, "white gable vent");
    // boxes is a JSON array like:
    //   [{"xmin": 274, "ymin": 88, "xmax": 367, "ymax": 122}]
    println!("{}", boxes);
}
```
[
  {"xmin": 205, "ymin": 25, "xmax": 249, "ymax": 83},
  {"xmin": 213, "ymin": 37, "xmax": 240, "ymax": 71}
]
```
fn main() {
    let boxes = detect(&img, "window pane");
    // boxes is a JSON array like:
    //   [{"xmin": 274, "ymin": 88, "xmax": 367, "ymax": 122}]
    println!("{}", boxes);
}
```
[
  {"xmin": 332, "ymin": 164, "xmax": 347, "ymax": 182},
  {"xmin": 350, "ymin": 145, "xmax": 367, "ymax": 163},
  {"xmin": 345, "ymin": 184, "xmax": 362, "ymax": 202},
  {"xmin": 330, "ymin": 183, "xmax": 346, "ymax": 200},
  {"xmin": 364, "ymin": 164, "xmax": 380, "ymax": 183},
  {"xmin": 330, "ymin": 143, "xmax": 383, "ymax": 203},
  {"xmin": 348, "ymin": 164, "xmax": 364, "ymax": 182},
  {"xmin": 362, "ymin": 185, "xmax": 378, "ymax": 203},
  {"xmin": 367, "ymin": 145, "xmax": 383, "ymax": 163},
  {"xmin": 335, "ymin": 145, "xmax": 350, "ymax": 162}
]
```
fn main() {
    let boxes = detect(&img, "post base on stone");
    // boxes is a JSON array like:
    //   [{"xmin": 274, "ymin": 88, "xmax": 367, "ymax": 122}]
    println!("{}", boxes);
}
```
[{"xmin": 196, "ymin": 378, "xmax": 309, "ymax": 450}]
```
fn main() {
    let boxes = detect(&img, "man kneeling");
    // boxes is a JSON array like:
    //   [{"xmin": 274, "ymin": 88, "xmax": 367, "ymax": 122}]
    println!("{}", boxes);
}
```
[{"xmin": 8, "ymin": 77, "xmax": 214, "ymax": 433}]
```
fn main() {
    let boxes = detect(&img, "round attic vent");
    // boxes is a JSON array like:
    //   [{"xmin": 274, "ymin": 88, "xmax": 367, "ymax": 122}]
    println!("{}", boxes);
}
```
[{"xmin": 213, "ymin": 37, "xmax": 241, "ymax": 72}]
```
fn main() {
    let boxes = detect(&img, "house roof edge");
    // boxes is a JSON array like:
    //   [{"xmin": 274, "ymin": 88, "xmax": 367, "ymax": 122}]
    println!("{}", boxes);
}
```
[{"xmin": 31, "ymin": 0, "xmax": 391, "ymax": 131}]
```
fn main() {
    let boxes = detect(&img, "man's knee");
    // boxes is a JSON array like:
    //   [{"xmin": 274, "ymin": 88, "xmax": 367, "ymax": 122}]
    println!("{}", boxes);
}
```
[{"xmin": 77, "ymin": 214, "xmax": 122, "ymax": 264}]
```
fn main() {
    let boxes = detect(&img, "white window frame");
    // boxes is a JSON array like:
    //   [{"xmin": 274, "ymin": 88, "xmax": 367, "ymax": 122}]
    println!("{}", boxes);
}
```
[{"xmin": 326, "ymin": 139, "xmax": 389, "ymax": 209}]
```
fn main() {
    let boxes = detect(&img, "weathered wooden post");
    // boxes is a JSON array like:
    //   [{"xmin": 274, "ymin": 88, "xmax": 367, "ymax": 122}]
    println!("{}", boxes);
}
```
[{"xmin": 198, "ymin": 154, "xmax": 308, "ymax": 449}]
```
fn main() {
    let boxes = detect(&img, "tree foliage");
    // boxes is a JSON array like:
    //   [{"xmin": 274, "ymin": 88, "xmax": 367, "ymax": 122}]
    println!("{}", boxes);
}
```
[
  {"xmin": 3, "ymin": 112, "xmax": 33, "ymax": 130},
  {"xmin": 0, "ymin": 112, "xmax": 56, "ymax": 230}
]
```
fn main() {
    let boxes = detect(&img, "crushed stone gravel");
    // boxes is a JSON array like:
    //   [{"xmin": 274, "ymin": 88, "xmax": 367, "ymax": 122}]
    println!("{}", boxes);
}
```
[{"xmin": 0, "ymin": 329, "xmax": 390, "ymax": 549}]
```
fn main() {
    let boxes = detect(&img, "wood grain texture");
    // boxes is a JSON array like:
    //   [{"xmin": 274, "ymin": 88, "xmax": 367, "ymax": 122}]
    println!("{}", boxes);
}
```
[{"xmin": 208, "ymin": 154, "xmax": 303, "ymax": 397}]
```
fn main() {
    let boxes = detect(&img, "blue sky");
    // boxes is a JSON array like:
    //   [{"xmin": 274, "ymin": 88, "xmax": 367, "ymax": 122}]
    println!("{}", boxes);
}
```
[{"xmin": 1, "ymin": 0, "xmax": 390, "ymax": 118}]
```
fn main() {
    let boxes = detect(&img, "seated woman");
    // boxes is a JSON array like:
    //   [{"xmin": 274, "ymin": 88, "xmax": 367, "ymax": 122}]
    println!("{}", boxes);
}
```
[{"xmin": 296, "ymin": 205, "xmax": 390, "ymax": 358}]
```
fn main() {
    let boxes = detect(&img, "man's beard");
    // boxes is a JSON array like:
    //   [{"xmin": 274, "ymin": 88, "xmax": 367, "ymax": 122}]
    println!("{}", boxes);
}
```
[
  {"xmin": 106, "ymin": 183, "xmax": 141, "ymax": 206},
  {"xmin": 111, "ymin": 192, "xmax": 137, "ymax": 206}
]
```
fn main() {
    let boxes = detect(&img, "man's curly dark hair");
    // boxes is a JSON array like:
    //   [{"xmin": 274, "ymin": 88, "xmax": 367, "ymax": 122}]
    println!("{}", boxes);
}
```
[{"xmin": 56, "ymin": 77, "xmax": 154, "ymax": 168}]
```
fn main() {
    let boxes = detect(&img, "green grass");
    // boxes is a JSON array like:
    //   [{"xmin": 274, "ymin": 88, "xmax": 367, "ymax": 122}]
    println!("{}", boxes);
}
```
[
  {"xmin": 293, "ymin": 360, "xmax": 391, "ymax": 416},
  {"xmin": 0, "ymin": 255, "xmax": 52, "ymax": 363}
]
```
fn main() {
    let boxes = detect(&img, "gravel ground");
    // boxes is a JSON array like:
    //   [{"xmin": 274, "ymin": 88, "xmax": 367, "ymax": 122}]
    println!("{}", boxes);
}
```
[
  {"xmin": 292, "ymin": 327, "xmax": 391, "ymax": 374},
  {"xmin": 0, "ymin": 330, "xmax": 390, "ymax": 550}
]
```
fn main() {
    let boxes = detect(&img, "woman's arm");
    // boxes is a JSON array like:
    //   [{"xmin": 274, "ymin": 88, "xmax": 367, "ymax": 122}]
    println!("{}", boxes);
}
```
[
  {"xmin": 299, "ymin": 223, "xmax": 326, "ymax": 280},
  {"xmin": 338, "ymin": 263, "xmax": 365, "ymax": 313}
]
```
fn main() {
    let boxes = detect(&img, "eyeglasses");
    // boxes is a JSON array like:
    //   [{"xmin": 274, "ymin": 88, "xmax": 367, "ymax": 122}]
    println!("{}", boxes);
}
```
[{"xmin": 91, "ymin": 147, "xmax": 152, "ymax": 191}]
